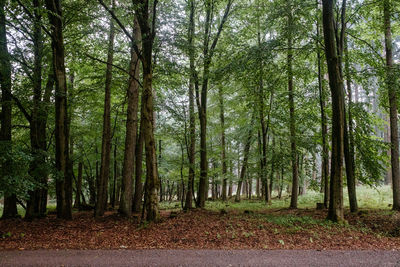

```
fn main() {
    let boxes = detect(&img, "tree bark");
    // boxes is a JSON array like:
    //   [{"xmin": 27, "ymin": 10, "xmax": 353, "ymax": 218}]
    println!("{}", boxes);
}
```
[
  {"xmin": 287, "ymin": 0, "xmax": 299, "ymax": 209},
  {"xmin": 45, "ymin": 0, "xmax": 72, "ymax": 220},
  {"xmin": 235, "ymin": 118, "xmax": 254, "ymax": 202},
  {"xmin": 219, "ymin": 86, "xmax": 228, "ymax": 201},
  {"xmin": 25, "ymin": 0, "xmax": 51, "ymax": 220},
  {"xmin": 316, "ymin": 0, "xmax": 329, "ymax": 209},
  {"xmin": 119, "ymin": 16, "xmax": 141, "ymax": 217},
  {"xmin": 344, "ymin": 36, "xmax": 358, "ymax": 213},
  {"xmin": 383, "ymin": 0, "xmax": 400, "ymax": 211},
  {"xmin": 322, "ymin": 0, "xmax": 345, "ymax": 222},
  {"xmin": 135, "ymin": 0, "xmax": 159, "ymax": 222},
  {"xmin": 257, "ymin": 13, "xmax": 270, "ymax": 204},
  {"xmin": 184, "ymin": 0, "xmax": 197, "ymax": 211},
  {"xmin": 133, "ymin": 119, "xmax": 144, "ymax": 213},
  {"xmin": 74, "ymin": 162, "xmax": 83, "ymax": 208},
  {"xmin": 95, "ymin": 0, "xmax": 115, "ymax": 217},
  {"xmin": 196, "ymin": 0, "xmax": 233, "ymax": 208}
]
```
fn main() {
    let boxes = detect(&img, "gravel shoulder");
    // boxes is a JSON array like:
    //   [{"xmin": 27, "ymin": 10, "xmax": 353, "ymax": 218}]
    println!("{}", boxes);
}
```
[{"xmin": 1, "ymin": 250, "xmax": 400, "ymax": 267}]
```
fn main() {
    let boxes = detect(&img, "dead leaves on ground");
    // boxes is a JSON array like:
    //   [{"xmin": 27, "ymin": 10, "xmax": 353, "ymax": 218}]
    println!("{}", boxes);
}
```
[{"xmin": 1, "ymin": 208, "xmax": 400, "ymax": 250}]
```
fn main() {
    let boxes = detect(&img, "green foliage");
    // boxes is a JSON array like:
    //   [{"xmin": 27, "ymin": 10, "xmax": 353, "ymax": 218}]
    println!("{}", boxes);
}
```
[{"xmin": 0, "ymin": 142, "xmax": 34, "ymax": 199}]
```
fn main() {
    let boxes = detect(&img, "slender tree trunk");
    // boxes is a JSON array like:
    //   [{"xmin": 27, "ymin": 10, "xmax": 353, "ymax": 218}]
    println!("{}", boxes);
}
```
[
  {"xmin": 316, "ymin": 0, "xmax": 329, "ymax": 209},
  {"xmin": 95, "ymin": 0, "xmax": 115, "ymax": 217},
  {"xmin": 383, "ymin": 0, "xmax": 400, "ymax": 211},
  {"xmin": 133, "ymin": 120, "xmax": 144, "ymax": 213},
  {"xmin": 219, "ymin": 86, "xmax": 228, "ymax": 201},
  {"xmin": 196, "ymin": 0, "xmax": 232, "ymax": 208},
  {"xmin": 269, "ymin": 138, "xmax": 276, "ymax": 197},
  {"xmin": 322, "ymin": 0, "xmax": 345, "ymax": 222},
  {"xmin": 86, "ymin": 164, "xmax": 96, "ymax": 206},
  {"xmin": 184, "ymin": 12, "xmax": 196, "ymax": 209},
  {"xmin": 344, "ymin": 37, "xmax": 358, "ymax": 213},
  {"xmin": 45, "ymin": 0, "xmax": 72, "ymax": 220},
  {"xmin": 235, "ymin": 118, "xmax": 254, "ymax": 202},
  {"xmin": 257, "ymin": 130, "xmax": 263, "ymax": 199},
  {"xmin": 111, "ymin": 142, "xmax": 117, "ymax": 209},
  {"xmin": 119, "ymin": 17, "xmax": 141, "ymax": 217},
  {"xmin": 158, "ymin": 140, "xmax": 163, "ymax": 203},
  {"xmin": 257, "ymin": 19, "xmax": 270, "ymax": 204},
  {"xmin": 287, "ymin": 0, "xmax": 298, "ymax": 209},
  {"xmin": 74, "ymin": 162, "xmax": 83, "ymax": 208}
]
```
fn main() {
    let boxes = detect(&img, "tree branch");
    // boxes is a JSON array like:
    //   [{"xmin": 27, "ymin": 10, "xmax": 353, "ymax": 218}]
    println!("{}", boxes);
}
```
[{"xmin": 84, "ymin": 53, "xmax": 143, "ymax": 88}]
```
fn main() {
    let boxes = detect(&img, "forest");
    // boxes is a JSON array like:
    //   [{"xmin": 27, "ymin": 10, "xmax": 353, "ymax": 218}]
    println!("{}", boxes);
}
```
[{"xmin": 1, "ymin": 0, "xmax": 400, "ymax": 251}]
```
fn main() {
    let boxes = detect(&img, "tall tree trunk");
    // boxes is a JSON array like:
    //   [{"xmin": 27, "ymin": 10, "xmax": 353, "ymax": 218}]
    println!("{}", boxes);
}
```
[
  {"xmin": 184, "ymin": 0, "xmax": 197, "ymax": 211},
  {"xmin": 219, "ymin": 86, "xmax": 228, "ymax": 201},
  {"xmin": 95, "ymin": 0, "xmax": 115, "ymax": 217},
  {"xmin": 135, "ymin": 0, "xmax": 159, "ymax": 222},
  {"xmin": 257, "ymin": 15, "xmax": 270, "ymax": 204},
  {"xmin": 235, "ymin": 118, "xmax": 254, "ymax": 202},
  {"xmin": 159, "ymin": 139, "xmax": 163, "ymax": 203},
  {"xmin": 74, "ymin": 162, "xmax": 83, "ymax": 208},
  {"xmin": 322, "ymin": 0, "xmax": 346, "ymax": 222},
  {"xmin": 45, "ymin": 0, "xmax": 72, "ymax": 220},
  {"xmin": 287, "ymin": 0, "xmax": 299, "ymax": 209},
  {"xmin": 25, "ymin": 0, "xmax": 52, "ymax": 219},
  {"xmin": 269, "ymin": 138, "xmax": 276, "ymax": 197},
  {"xmin": 344, "ymin": 36, "xmax": 358, "ymax": 213},
  {"xmin": 383, "ymin": 0, "xmax": 400, "ymax": 211},
  {"xmin": 111, "ymin": 142, "xmax": 117, "ymax": 209},
  {"xmin": 133, "ymin": 120, "xmax": 144, "ymax": 213},
  {"xmin": 196, "ymin": 0, "xmax": 233, "ymax": 208},
  {"xmin": 0, "ymin": 0, "xmax": 18, "ymax": 219},
  {"xmin": 86, "ymin": 164, "xmax": 96, "ymax": 205},
  {"xmin": 119, "ymin": 17, "xmax": 141, "ymax": 217},
  {"xmin": 316, "ymin": 0, "xmax": 329, "ymax": 209}
]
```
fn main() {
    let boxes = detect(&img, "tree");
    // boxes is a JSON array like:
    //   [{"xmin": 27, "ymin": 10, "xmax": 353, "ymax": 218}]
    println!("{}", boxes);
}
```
[
  {"xmin": 383, "ymin": 0, "xmax": 400, "ymax": 211},
  {"xmin": 135, "ymin": 0, "xmax": 160, "ymax": 222},
  {"xmin": 184, "ymin": 0, "xmax": 196, "ymax": 210},
  {"xmin": 196, "ymin": 0, "xmax": 233, "ymax": 208},
  {"xmin": 321, "ymin": 0, "xmax": 346, "ymax": 222},
  {"xmin": 120, "ymin": 16, "xmax": 141, "ymax": 217},
  {"xmin": 315, "ymin": 0, "xmax": 329, "ymax": 209},
  {"xmin": 0, "ymin": 0, "xmax": 18, "ymax": 219},
  {"xmin": 95, "ymin": 0, "xmax": 115, "ymax": 218},
  {"xmin": 45, "ymin": 0, "xmax": 72, "ymax": 220},
  {"xmin": 287, "ymin": 0, "xmax": 299, "ymax": 209}
]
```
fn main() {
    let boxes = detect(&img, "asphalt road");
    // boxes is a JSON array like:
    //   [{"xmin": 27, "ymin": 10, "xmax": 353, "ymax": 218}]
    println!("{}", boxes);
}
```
[{"xmin": 1, "ymin": 250, "xmax": 400, "ymax": 266}]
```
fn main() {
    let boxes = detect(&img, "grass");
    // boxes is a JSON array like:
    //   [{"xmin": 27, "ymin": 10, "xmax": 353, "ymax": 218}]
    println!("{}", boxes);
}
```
[{"xmin": 0, "ymin": 185, "xmax": 395, "ymax": 218}]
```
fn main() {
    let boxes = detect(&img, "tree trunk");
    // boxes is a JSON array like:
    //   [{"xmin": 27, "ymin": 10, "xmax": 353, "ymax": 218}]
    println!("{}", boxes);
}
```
[
  {"xmin": 316, "ymin": 0, "xmax": 329, "ymax": 209},
  {"xmin": 383, "ymin": 0, "xmax": 400, "ymax": 211},
  {"xmin": 111, "ymin": 142, "xmax": 117, "ymax": 209},
  {"xmin": 184, "ymin": 1, "xmax": 196, "ymax": 209},
  {"xmin": 95, "ymin": 0, "xmax": 115, "ymax": 217},
  {"xmin": 257, "ymin": 19, "xmax": 270, "ymax": 204},
  {"xmin": 119, "ymin": 16, "xmax": 141, "ymax": 217},
  {"xmin": 25, "ymin": 0, "xmax": 52, "ymax": 219},
  {"xmin": 135, "ymin": 0, "xmax": 159, "ymax": 222},
  {"xmin": 235, "ymin": 118, "xmax": 254, "ymax": 202},
  {"xmin": 219, "ymin": 86, "xmax": 228, "ymax": 201},
  {"xmin": 45, "ymin": 0, "xmax": 72, "ymax": 220},
  {"xmin": 322, "ymin": 0, "xmax": 345, "ymax": 222},
  {"xmin": 196, "ymin": 0, "xmax": 232, "ymax": 208},
  {"xmin": 74, "ymin": 162, "xmax": 83, "ymax": 208},
  {"xmin": 344, "ymin": 36, "xmax": 358, "ymax": 213},
  {"xmin": 287, "ymin": 0, "xmax": 299, "ymax": 209},
  {"xmin": 133, "ymin": 120, "xmax": 144, "ymax": 213}
]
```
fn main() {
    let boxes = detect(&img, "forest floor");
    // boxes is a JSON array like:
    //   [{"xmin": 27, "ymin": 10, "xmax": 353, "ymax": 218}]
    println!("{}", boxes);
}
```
[{"xmin": 1, "ymin": 200, "xmax": 400, "ymax": 250}]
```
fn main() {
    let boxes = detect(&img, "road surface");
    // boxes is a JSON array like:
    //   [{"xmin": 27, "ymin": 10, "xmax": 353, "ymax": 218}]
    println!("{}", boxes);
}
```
[{"xmin": 1, "ymin": 249, "xmax": 400, "ymax": 266}]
